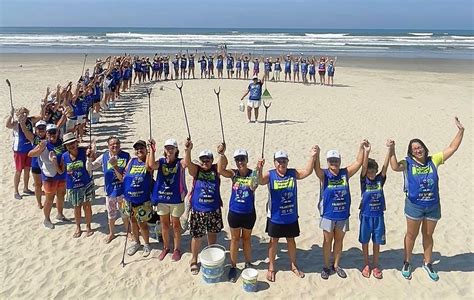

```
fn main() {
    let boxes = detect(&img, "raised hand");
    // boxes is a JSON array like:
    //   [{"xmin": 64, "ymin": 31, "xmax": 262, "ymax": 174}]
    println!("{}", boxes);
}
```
[
  {"xmin": 185, "ymin": 139, "xmax": 193, "ymax": 151},
  {"xmin": 363, "ymin": 140, "xmax": 371, "ymax": 152},
  {"xmin": 386, "ymin": 139, "xmax": 395, "ymax": 149},
  {"xmin": 109, "ymin": 155, "xmax": 118, "ymax": 167},
  {"xmin": 311, "ymin": 145, "xmax": 320, "ymax": 158},
  {"xmin": 256, "ymin": 158, "xmax": 265, "ymax": 170},
  {"xmin": 217, "ymin": 143, "xmax": 226, "ymax": 155},
  {"xmin": 455, "ymin": 116, "xmax": 464, "ymax": 130}
]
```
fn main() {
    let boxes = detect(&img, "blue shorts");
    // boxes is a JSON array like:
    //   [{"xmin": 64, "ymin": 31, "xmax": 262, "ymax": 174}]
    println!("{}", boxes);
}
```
[
  {"xmin": 328, "ymin": 71, "xmax": 335, "ymax": 77},
  {"xmin": 404, "ymin": 198, "xmax": 441, "ymax": 221},
  {"xmin": 359, "ymin": 214, "xmax": 386, "ymax": 245}
]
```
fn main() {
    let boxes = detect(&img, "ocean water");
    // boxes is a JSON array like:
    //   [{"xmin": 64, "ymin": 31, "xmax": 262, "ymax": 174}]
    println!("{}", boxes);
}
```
[{"xmin": 0, "ymin": 27, "xmax": 473, "ymax": 59}]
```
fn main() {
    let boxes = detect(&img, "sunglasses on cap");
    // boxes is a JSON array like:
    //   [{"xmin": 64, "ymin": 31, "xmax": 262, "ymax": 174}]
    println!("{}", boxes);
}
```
[
  {"xmin": 234, "ymin": 155, "xmax": 247, "ymax": 162},
  {"xmin": 47, "ymin": 129, "xmax": 58, "ymax": 135}
]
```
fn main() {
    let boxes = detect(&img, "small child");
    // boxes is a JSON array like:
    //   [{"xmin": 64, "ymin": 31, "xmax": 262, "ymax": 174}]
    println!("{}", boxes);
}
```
[{"xmin": 359, "ymin": 143, "xmax": 390, "ymax": 279}]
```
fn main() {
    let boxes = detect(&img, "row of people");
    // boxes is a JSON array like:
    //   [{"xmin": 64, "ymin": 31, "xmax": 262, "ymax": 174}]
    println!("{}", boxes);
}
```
[{"xmin": 131, "ymin": 52, "xmax": 337, "ymax": 85}]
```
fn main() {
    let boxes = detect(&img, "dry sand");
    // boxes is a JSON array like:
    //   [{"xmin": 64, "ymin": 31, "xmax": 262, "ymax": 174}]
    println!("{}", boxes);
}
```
[{"xmin": 0, "ymin": 54, "xmax": 472, "ymax": 299}]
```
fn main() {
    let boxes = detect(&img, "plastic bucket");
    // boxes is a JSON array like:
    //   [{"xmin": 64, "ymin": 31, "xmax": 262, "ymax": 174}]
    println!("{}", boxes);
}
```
[
  {"xmin": 89, "ymin": 112, "xmax": 100, "ymax": 124},
  {"xmin": 242, "ymin": 268, "xmax": 258, "ymax": 292},
  {"xmin": 109, "ymin": 101, "xmax": 116, "ymax": 108},
  {"xmin": 199, "ymin": 244, "xmax": 226, "ymax": 283},
  {"xmin": 147, "ymin": 222, "xmax": 161, "ymax": 241}
]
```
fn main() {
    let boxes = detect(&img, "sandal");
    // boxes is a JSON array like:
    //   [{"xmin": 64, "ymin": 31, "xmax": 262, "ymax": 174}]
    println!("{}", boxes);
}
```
[
  {"xmin": 291, "ymin": 267, "xmax": 305, "ymax": 278},
  {"xmin": 362, "ymin": 265, "xmax": 371, "ymax": 278},
  {"xmin": 73, "ymin": 230, "xmax": 82, "ymax": 238},
  {"xmin": 266, "ymin": 269, "xmax": 276, "ymax": 282},
  {"xmin": 372, "ymin": 267, "xmax": 383, "ymax": 279},
  {"xmin": 190, "ymin": 262, "xmax": 199, "ymax": 275}
]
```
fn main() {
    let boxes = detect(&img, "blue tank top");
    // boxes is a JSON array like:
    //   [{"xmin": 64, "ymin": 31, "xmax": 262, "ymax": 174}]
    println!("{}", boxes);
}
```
[
  {"xmin": 13, "ymin": 118, "xmax": 34, "ymax": 153},
  {"xmin": 285, "ymin": 61, "xmax": 291, "ymax": 70},
  {"xmin": 188, "ymin": 58, "xmax": 194, "ymax": 68},
  {"xmin": 42, "ymin": 140, "xmax": 66, "ymax": 181},
  {"xmin": 151, "ymin": 157, "xmax": 187, "ymax": 205},
  {"xmin": 267, "ymin": 169, "xmax": 298, "ymax": 224},
  {"xmin": 134, "ymin": 62, "xmax": 141, "ymax": 70},
  {"xmin": 217, "ymin": 58, "xmax": 224, "ymax": 69},
  {"xmin": 360, "ymin": 174, "xmax": 386, "ymax": 217},
  {"xmin": 404, "ymin": 156, "xmax": 439, "ymax": 207},
  {"xmin": 309, "ymin": 64, "xmax": 315, "ymax": 74},
  {"xmin": 293, "ymin": 62, "xmax": 299, "ymax": 72},
  {"xmin": 141, "ymin": 63, "xmax": 148, "ymax": 72},
  {"xmin": 180, "ymin": 58, "xmax": 187, "ymax": 69},
  {"xmin": 72, "ymin": 97, "xmax": 88, "ymax": 116},
  {"xmin": 264, "ymin": 62, "xmax": 271, "ymax": 72},
  {"xmin": 200, "ymin": 59, "xmax": 207, "ymax": 68},
  {"xmin": 62, "ymin": 147, "xmax": 91, "ymax": 190},
  {"xmin": 158, "ymin": 62, "xmax": 163, "ymax": 70},
  {"xmin": 152, "ymin": 62, "xmax": 159, "ymax": 70},
  {"xmin": 229, "ymin": 169, "xmax": 255, "ymax": 214},
  {"xmin": 248, "ymin": 82, "xmax": 262, "ymax": 100},
  {"xmin": 102, "ymin": 151, "xmax": 130, "ymax": 197},
  {"xmin": 319, "ymin": 168, "xmax": 351, "ymax": 221},
  {"xmin": 123, "ymin": 158, "xmax": 152, "ymax": 205},
  {"xmin": 301, "ymin": 63, "xmax": 308, "ymax": 73},
  {"xmin": 236, "ymin": 60, "xmax": 242, "ymax": 69},
  {"xmin": 253, "ymin": 62, "xmax": 259, "ymax": 71},
  {"xmin": 275, "ymin": 62, "xmax": 281, "ymax": 71},
  {"xmin": 112, "ymin": 69, "xmax": 121, "ymax": 81},
  {"xmin": 208, "ymin": 59, "xmax": 214, "ymax": 67},
  {"xmin": 327, "ymin": 64, "xmax": 335, "ymax": 74},
  {"xmin": 318, "ymin": 63, "xmax": 326, "ymax": 71},
  {"xmin": 164, "ymin": 62, "xmax": 170, "ymax": 71},
  {"xmin": 190, "ymin": 165, "xmax": 221, "ymax": 212},
  {"xmin": 227, "ymin": 57, "xmax": 234, "ymax": 69},
  {"xmin": 31, "ymin": 135, "xmax": 42, "ymax": 168},
  {"xmin": 243, "ymin": 61, "xmax": 249, "ymax": 69},
  {"xmin": 172, "ymin": 59, "xmax": 179, "ymax": 68}
]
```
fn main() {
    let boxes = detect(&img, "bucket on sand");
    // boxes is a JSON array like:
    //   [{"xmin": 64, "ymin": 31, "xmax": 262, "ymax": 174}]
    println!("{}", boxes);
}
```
[
  {"xmin": 109, "ymin": 101, "xmax": 116, "ymax": 108},
  {"xmin": 242, "ymin": 268, "xmax": 258, "ymax": 292},
  {"xmin": 199, "ymin": 244, "xmax": 226, "ymax": 283}
]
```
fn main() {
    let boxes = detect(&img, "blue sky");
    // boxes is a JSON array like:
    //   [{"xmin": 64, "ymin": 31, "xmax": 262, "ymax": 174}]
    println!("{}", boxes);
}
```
[{"xmin": 0, "ymin": 0, "xmax": 472, "ymax": 29}]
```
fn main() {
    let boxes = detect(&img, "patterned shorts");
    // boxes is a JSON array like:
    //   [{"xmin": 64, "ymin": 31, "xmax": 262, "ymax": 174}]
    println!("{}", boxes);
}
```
[
  {"xmin": 189, "ymin": 209, "xmax": 223, "ymax": 239},
  {"xmin": 123, "ymin": 200, "xmax": 153, "ymax": 223}
]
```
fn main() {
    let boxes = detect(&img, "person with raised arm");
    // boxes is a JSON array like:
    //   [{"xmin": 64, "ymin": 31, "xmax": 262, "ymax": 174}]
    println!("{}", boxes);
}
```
[
  {"xmin": 240, "ymin": 74, "xmax": 265, "ymax": 123},
  {"xmin": 314, "ymin": 140, "xmax": 366, "ymax": 280},
  {"xmin": 388, "ymin": 117, "xmax": 464, "ymax": 281},
  {"xmin": 257, "ymin": 147, "xmax": 317, "ymax": 282},
  {"xmin": 218, "ymin": 146, "xmax": 259, "ymax": 282}
]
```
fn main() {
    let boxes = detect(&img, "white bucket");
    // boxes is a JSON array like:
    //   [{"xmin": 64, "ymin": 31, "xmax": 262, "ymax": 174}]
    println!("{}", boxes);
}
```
[
  {"xmin": 89, "ymin": 112, "xmax": 100, "ymax": 124},
  {"xmin": 239, "ymin": 102, "xmax": 245, "ymax": 112},
  {"xmin": 242, "ymin": 268, "xmax": 258, "ymax": 292},
  {"xmin": 199, "ymin": 244, "xmax": 226, "ymax": 283}
]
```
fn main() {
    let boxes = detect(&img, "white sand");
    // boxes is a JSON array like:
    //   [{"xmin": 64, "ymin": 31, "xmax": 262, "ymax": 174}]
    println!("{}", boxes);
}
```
[{"xmin": 0, "ymin": 54, "xmax": 472, "ymax": 299}]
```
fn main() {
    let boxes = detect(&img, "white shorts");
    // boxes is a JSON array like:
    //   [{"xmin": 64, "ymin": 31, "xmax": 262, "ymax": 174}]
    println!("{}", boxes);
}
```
[
  {"xmin": 247, "ymin": 100, "xmax": 261, "ymax": 108},
  {"xmin": 319, "ymin": 217, "xmax": 350, "ymax": 233}
]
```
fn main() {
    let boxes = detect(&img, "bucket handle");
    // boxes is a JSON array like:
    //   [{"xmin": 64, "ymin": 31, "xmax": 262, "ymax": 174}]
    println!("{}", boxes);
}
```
[{"xmin": 202, "ymin": 244, "xmax": 226, "ymax": 253}]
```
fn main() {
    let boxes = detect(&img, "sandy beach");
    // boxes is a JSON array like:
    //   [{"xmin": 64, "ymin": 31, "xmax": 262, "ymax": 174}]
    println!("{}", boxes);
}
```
[{"xmin": 0, "ymin": 54, "xmax": 472, "ymax": 299}]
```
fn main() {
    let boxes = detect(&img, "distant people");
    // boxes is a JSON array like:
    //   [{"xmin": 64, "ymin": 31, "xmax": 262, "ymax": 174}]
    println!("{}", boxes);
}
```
[{"xmin": 327, "ymin": 57, "xmax": 337, "ymax": 86}]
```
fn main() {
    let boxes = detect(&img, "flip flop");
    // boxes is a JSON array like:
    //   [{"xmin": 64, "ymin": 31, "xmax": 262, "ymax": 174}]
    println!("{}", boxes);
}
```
[
  {"xmin": 362, "ymin": 265, "xmax": 371, "ymax": 278},
  {"xmin": 190, "ymin": 262, "xmax": 199, "ymax": 275},
  {"xmin": 291, "ymin": 268, "xmax": 305, "ymax": 278},
  {"xmin": 73, "ymin": 230, "xmax": 82, "ymax": 238},
  {"xmin": 104, "ymin": 235, "xmax": 116, "ymax": 244},
  {"xmin": 86, "ymin": 230, "xmax": 94, "ymax": 237},
  {"xmin": 372, "ymin": 267, "xmax": 383, "ymax": 279},
  {"xmin": 266, "ymin": 269, "xmax": 276, "ymax": 282}
]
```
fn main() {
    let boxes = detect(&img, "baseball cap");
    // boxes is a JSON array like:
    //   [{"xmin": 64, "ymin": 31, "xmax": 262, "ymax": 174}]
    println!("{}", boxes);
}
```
[
  {"xmin": 274, "ymin": 150, "xmax": 289, "ymax": 160},
  {"xmin": 164, "ymin": 138, "xmax": 178, "ymax": 148},
  {"xmin": 326, "ymin": 150, "xmax": 341, "ymax": 159},
  {"xmin": 133, "ymin": 140, "xmax": 147, "ymax": 149},
  {"xmin": 62, "ymin": 132, "xmax": 77, "ymax": 145},
  {"xmin": 252, "ymin": 75, "xmax": 258, "ymax": 80},
  {"xmin": 35, "ymin": 120, "xmax": 47, "ymax": 128},
  {"xmin": 233, "ymin": 149, "xmax": 248, "ymax": 158},
  {"xmin": 46, "ymin": 124, "xmax": 57, "ymax": 132},
  {"xmin": 198, "ymin": 150, "xmax": 213, "ymax": 159}
]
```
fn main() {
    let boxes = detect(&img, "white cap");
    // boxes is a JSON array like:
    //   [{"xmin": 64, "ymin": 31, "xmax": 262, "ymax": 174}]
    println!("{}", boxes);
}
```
[
  {"xmin": 233, "ymin": 149, "xmax": 248, "ymax": 158},
  {"xmin": 199, "ymin": 150, "xmax": 213, "ymax": 159},
  {"xmin": 252, "ymin": 75, "xmax": 258, "ymax": 80},
  {"xmin": 46, "ymin": 124, "xmax": 57, "ymax": 132},
  {"xmin": 164, "ymin": 138, "xmax": 178, "ymax": 148},
  {"xmin": 35, "ymin": 120, "xmax": 47, "ymax": 128},
  {"xmin": 274, "ymin": 150, "xmax": 289, "ymax": 160},
  {"xmin": 326, "ymin": 150, "xmax": 341, "ymax": 159}
]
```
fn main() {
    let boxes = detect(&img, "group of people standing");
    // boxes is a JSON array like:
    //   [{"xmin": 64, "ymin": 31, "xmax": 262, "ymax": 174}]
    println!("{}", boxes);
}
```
[
  {"xmin": 131, "ymin": 51, "xmax": 337, "ymax": 86},
  {"xmin": 6, "ymin": 51, "xmax": 465, "ymax": 284}
]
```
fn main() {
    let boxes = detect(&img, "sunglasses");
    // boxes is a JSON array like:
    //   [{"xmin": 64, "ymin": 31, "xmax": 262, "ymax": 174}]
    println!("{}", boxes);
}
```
[
  {"xmin": 47, "ymin": 129, "xmax": 58, "ymax": 135},
  {"xmin": 328, "ymin": 158, "xmax": 340, "ymax": 164},
  {"xmin": 275, "ymin": 158, "xmax": 288, "ymax": 164},
  {"xmin": 37, "ymin": 126, "xmax": 46, "ymax": 130},
  {"xmin": 134, "ymin": 147, "xmax": 146, "ymax": 151},
  {"xmin": 234, "ymin": 156, "xmax": 247, "ymax": 162},
  {"xmin": 200, "ymin": 157, "xmax": 211, "ymax": 163}
]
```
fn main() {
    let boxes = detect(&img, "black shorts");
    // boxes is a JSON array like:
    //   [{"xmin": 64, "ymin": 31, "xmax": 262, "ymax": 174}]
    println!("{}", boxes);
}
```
[
  {"xmin": 32, "ymin": 167, "xmax": 41, "ymax": 175},
  {"xmin": 228, "ymin": 210, "xmax": 256, "ymax": 230},
  {"xmin": 190, "ymin": 209, "xmax": 223, "ymax": 239},
  {"xmin": 265, "ymin": 218, "xmax": 300, "ymax": 238},
  {"xmin": 318, "ymin": 71, "xmax": 326, "ymax": 76}
]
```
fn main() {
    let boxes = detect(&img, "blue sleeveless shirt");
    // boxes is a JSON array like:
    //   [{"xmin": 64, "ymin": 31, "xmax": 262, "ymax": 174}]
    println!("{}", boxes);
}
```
[
  {"xmin": 102, "ymin": 151, "xmax": 130, "ymax": 197},
  {"xmin": 151, "ymin": 157, "xmax": 187, "ymax": 205},
  {"xmin": 360, "ymin": 174, "xmax": 386, "ymax": 217},
  {"xmin": 267, "ymin": 169, "xmax": 298, "ymax": 224},
  {"xmin": 123, "ymin": 158, "xmax": 152, "ymax": 205},
  {"xmin": 404, "ymin": 156, "xmax": 439, "ymax": 207},
  {"xmin": 190, "ymin": 165, "xmax": 221, "ymax": 212},
  {"xmin": 319, "ymin": 168, "xmax": 351, "ymax": 221},
  {"xmin": 229, "ymin": 169, "xmax": 255, "ymax": 214},
  {"xmin": 62, "ymin": 147, "xmax": 91, "ymax": 190}
]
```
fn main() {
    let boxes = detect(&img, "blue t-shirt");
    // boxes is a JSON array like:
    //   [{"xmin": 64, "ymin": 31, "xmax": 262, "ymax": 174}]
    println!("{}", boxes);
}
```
[
  {"xmin": 360, "ymin": 173, "xmax": 386, "ymax": 217},
  {"xmin": 319, "ymin": 168, "xmax": 351, "ymax": 221}
]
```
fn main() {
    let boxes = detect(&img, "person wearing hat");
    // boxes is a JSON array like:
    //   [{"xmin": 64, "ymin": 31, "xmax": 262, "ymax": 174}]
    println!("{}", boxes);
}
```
[
  {"xmin": 218, "ymin": 146, "xmax": 259, "ymax": 282},
  {"xmin": 284, "ymin": 54, "xmax": 292, "ymax": 81},
  {"xmin": 256, "ymin": 146, "xmax": 318, "ymax": 282},
  {"xmin": 88, "ymin": 136, "xmax": 131, "ymax": 243},
  {"xmin": 314, "ymin": 140, "xmax": 367, "ymax": 279},
  {"xmin": 27, "ymin": 120, "xmax": 48, "ymax": 209},
  {"xmin": 28, "ymin": 123, "xmax": 68, "ymax": 229},
  {"xmin": 148, "ymin": 138, "xmax": 188, "ymax": 261},
  {"xmin": 122, "ymin": 140, "xmax": 154, "ymax": 257},
  {"xmin": 240, "ymin": 74, "xmax": 265, "ymax": 123},
  {"xmin": 5, "ymin": 107, "xmax": 37, "ymax": 200},
  {"xmin": 57, "ymin": 132, "xmax": 94, "ymax": 238},
  {"xmin": 184, "ymin": 140, "xmax": 224, "ymax": 275}
]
